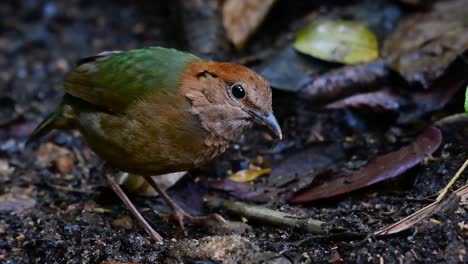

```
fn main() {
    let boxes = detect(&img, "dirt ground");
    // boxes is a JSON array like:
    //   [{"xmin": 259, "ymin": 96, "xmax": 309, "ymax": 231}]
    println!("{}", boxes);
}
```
[{"xmin": 1, "ymin": 1, "xmax": 467, "ymax": 263}]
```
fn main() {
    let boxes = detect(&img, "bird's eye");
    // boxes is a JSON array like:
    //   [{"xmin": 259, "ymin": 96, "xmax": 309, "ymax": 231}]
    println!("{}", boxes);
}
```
[{"xmin": 231, "ymin": 84, "xmax": 246, "ymax": 99}]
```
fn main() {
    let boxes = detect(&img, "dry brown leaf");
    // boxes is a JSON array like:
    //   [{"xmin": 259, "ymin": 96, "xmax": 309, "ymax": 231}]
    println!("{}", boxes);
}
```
[
  {"xmin": 289, "ymin": 127, "xmax": 442, "ymax": 203},
  {"xmin": 223, "ymin": 0, "xmax": 276, "ymax": 50},
  {"xmin": 383, "ymin": 0, "xmax": 468, "ymax": 88}
]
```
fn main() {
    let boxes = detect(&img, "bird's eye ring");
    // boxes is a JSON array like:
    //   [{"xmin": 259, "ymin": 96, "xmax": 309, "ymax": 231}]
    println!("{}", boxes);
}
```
[{"xmin": 231, "ymin": 84, "xmax": 246, "ymax": 99}]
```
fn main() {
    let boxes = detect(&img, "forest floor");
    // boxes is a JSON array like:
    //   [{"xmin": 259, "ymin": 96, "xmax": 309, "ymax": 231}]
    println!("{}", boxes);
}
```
[{"xmin": 1, "ymin": 1, "xmax": 467, "ymax": 263}]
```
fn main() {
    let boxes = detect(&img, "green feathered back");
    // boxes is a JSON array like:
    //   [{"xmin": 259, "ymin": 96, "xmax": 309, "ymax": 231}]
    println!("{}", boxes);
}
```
[{"xmin": 64, "ymin": 47, "xmax": 200, "ymax": 113}]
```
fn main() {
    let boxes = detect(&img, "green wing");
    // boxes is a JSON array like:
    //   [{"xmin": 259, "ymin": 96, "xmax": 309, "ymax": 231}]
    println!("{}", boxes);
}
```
[{"xmin": 64, "ymin": 47, "xmax": 199, "ymax": 113}]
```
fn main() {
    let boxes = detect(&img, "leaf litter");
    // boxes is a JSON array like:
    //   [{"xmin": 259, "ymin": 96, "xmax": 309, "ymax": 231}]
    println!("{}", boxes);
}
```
[
  {"xmin": 1, "ymin": 0, "xmax": 468, "ymax": 263},
  {"xmin": 289, "ymin": 127, "xmax": 442, "ymax": 203}
]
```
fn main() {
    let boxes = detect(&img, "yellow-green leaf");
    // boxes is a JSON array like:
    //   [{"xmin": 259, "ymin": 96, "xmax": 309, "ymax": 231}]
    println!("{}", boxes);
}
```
[
  {"xmin": 294, "ymin": 20, "xmax": 379, "ymax": 64},
  {"xmin": 228, "ymin": 167, "xmax": 271, "ymax": 183},
  {"xmin": 465, "ymin": 85, "xmax": 468, "ymax": 113}
]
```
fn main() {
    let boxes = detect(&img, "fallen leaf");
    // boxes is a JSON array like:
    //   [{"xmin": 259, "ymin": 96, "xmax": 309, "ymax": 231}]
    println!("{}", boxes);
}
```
[
  {"xmin": 465, "ymin": 85, "xmax": 468, "ymax": 112},
  {"xmin": 90, "ymin": 208, "xmax": 112, "ymax": 213},
  {"xmin": 260, "ymin": 0, "xmax": 401, "ymax": 92},
  {"xmin": 258, "ymin": 45, "xmax": 327, "ymax": 92},
  {"xmin": 208, "ymin": 178, "xmax": 276, "ymax": 203},
  {"xmin": 289, "ymin": 126, "xmax": 442, "ymax": 203},
  {"xmin": 397, "ymin": 72, "xmax": 467, "ymax": 124},
  {"xmin": 383, "ymin": 0, "xmax": 468, "ymax": 88},
  {"xmin": 270, "ymin": 143, "xmax": 345, "ymax": 190},
  {"xmin": 223, "ymin": 0, "xmax": 276, "ymax": 50},
  {"xmin": 208, "ymin": 178, "xmax": 252, "ymax": 194},
  {"xmin": 294, "ymin": 20, "xmax": 379, "ymax": 64},
  {"xmin": 325, "ymin": 89, "xmax": 401, "ymax": 112},
  {"xmin": 228, "ymin": 167, "xmax": 271, "ymax": 183},
  {"xmin": 298, "ymin": 60, "xmax": 389, "ymax": 102}
]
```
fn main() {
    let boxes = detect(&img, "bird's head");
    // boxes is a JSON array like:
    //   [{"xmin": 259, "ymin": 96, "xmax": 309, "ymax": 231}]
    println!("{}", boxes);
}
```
[{"xmin": 181, "ymin": 60, "xmax": 282, "ymax": 142}]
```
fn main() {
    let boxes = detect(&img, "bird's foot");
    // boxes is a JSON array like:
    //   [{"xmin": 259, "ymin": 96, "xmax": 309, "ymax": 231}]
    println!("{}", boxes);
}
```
[
  {"xmin": 143, "ymin": 175, "xmax": 226, "ymax": 235},
  {"xmin": 161, "ymin": 207, "xmax": 226, "ymax": 235}
]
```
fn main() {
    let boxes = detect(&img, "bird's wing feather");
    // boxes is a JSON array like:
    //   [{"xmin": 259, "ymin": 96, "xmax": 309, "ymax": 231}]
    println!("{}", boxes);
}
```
[{"xmin": 64, "ymin": 47, "xmax": 199, "ymax": 113}]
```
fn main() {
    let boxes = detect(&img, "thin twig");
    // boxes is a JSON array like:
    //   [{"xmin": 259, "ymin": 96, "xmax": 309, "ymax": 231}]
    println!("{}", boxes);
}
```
[
  {"xmin": 205, "ymin": 196, "xmax": 324, "ymax": 234},
  {"xmin": 436, "ymin": 158, "xmax": 468, "ymax": 201},
  {"xmin": 375, "ymin": 184, "xmax": 468, "ymax": 235},
  {"xmin": 47, "ymin": 183, "xmax": 95, "ymax": 194}
]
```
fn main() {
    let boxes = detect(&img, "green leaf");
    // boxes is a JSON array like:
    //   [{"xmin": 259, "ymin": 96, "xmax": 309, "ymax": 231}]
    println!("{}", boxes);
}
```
[
  {"xmin": 294, "ymin": 20, "xmax": 379, "ymax": 64},
  {"xmin": 465, "ymin": 86, "xmax": 468, "ymax": 113}
]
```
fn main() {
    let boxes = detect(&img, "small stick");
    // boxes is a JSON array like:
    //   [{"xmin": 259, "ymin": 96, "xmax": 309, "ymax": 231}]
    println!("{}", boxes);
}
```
[
  {"xmin": 376, "ymin": 184, "xmax": 468, "ymax": 235},
  {"xmin": 436, "ymin": 158, "xmax": 468, "ymax": 202},
  {"xmin": 47, "ymin": 183, "xmax": 95, "ymax": 194},
  {"xmin": 205, "ymin": 196, "xmax": 324, "ymax": 234}
]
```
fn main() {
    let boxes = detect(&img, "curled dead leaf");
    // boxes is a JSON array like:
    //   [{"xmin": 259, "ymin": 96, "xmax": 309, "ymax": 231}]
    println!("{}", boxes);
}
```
[
  {"xmin": 223, "ymin": 0, "xmax": 276, "ymax": 50},
  {"xmin": 325, "ymin": 89, "xmax": 401, "ymax": 112},
  {"xmin": 383, "ymin": 0, "xmax": 468, "ymax": 88}
]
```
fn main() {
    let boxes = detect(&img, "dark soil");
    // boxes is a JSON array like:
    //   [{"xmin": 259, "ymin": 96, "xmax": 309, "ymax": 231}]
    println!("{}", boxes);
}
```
[{"xmin": 1, "ymin": 1, "xmax": 467, "ymax": 263}]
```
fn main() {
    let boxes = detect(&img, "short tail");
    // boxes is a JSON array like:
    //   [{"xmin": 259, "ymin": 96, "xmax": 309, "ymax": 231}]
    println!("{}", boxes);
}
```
[{"xmin": 26, "ymin": 106, "xmax": 65, "ymax": 145}]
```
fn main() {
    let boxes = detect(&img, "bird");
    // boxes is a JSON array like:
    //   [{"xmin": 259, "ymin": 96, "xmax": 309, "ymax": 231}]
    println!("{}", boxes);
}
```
[{"xmin": 28, "ymin": 46, "xmax": 282, "ymax": 242}]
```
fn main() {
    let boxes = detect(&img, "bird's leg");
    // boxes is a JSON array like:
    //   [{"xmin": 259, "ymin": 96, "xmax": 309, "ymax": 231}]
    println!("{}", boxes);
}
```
[
  {"xmin": 103, "ymin": 167, "xmax": 163, "ymax": 243},
  {"xmin": 143, "ymin": 175, "xmax": 226, "ymax": 232}
]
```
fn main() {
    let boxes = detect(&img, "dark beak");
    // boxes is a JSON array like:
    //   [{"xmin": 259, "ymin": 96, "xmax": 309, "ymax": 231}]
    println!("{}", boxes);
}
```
[{"xmin": 249, "ymin": 111, "xmax": 283, "ymax": 141}]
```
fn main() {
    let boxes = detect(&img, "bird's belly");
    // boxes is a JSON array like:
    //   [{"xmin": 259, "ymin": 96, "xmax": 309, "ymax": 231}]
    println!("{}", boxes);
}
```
[{"xmin": 75, "ymin": 109, "xmax": 217, "ymax": 176}]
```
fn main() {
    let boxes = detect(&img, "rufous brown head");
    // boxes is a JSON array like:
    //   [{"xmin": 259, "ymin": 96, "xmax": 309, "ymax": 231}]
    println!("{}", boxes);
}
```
[{"xmin": 180, "ymin": 60, "xmax": 282, "ymax": 142}]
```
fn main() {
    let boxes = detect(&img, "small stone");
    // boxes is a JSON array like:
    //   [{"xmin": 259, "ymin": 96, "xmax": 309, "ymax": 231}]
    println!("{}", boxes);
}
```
[
  {"xmin": 15, "ymin": 234, "xmax": 25, "ymax": 242},
  {"xmin": 0, "ymin": 220, "xmax": 8, "ymax": 234},
  {"xmin": 0, "ymin": 159, "xmax": 14, "ymax": 177},
  {"xmin": 54, "ymin": 153, "xmax": 75, "ymax": 173},
  {"xmin": 112, "ymin": 215, "xmax": 133, "ymax": 230},
  {"xmin": 55, "ymin": 59, "xmax": 69, "ymax": 73}
]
